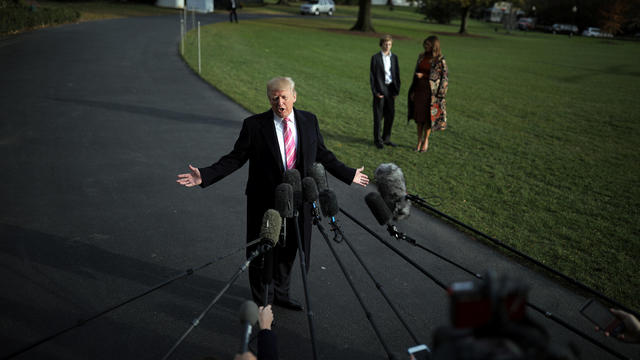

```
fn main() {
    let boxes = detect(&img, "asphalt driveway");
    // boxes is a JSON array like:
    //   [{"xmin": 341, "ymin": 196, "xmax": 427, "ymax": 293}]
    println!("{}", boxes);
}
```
[{"xmin": 0, "ymin": 13, "xmax": 637, "ymax": 360}]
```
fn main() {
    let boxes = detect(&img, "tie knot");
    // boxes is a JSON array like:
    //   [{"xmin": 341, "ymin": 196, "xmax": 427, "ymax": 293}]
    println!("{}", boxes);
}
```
[{"xmin": 283, "ymin": 117, "xmax": 290, "ymax": 124}]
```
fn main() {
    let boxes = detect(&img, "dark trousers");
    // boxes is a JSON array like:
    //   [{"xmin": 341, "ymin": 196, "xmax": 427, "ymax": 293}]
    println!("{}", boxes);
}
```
[
  {"xmin": 247, "ymin": 196, "xmax": 311, "ymax": 306},
  {"xmin": 373, "ymin": 88, "xmax": 395, "ymax": 145},
  {"xmin": 229, "ymin": 8, "xmax": 238, "ymax": 23}
]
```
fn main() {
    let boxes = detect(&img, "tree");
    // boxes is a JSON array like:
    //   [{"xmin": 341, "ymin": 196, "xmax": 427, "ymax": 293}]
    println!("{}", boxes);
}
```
[
  {"xmin": 599, "ymin": 0, "xmax": 630, "ymax": 35},
  {"xmin": 351, "ymin": 0, "xmax": 375, "ymax": 32}
]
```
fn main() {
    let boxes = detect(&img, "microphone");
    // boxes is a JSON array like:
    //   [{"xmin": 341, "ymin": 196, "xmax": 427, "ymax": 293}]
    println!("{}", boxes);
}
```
[
  {"xmin": 238, "ymin": 300, "xmax": 259, "ymax": 354},
  {"xmin": 259, "ymin": 209, "xmax": 282, "ymax": 250},
  {"xmin": 364, "ymin": 191, "xmax": 406, "ymax": 241},
  {"xmin": 310, "ymin": 162, "xmax": 328, "ymax": 192},
  {"xmin": 374, "ymin": 163, "xmax": 410, "ymax": 220},
  {"xmin": 283, "ymin": 169, "xmax": 303, "ymax": 211},
  {"xmin": 259, "ymin": 209, "xmax": 280, "ymax": 305},
  {"xmin": 274, "ymin": 183, "xmax": 293, "ymax": 248},
  {"xmin": 364, "ymin": 192, "xmax": 392, "ymax": 226},
  {"xmin": 302, "ymin": 177, "xmax": 322, "ymax": 221},
  {"xmin": 274, "ymin": 183, "xmax": 294, "ymax": 219},
  {"xmin": 319, "ymin": 189, "xmax": 339, "ymax": 220}
]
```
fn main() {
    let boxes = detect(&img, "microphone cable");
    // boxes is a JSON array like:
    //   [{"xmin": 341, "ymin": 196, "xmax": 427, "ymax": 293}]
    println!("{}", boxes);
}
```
[
  {"xmin": 330, "ymin": 224, "xmax": 425, "ymax": 347},
  {"xmin": 315, "ymin": 220, "xmax": 398, "ymax": 360},
  {"xmin": 407, "ymin": 193, "xmax": 640, "ymax": 320},
  {"xmin": 3, "ymin": 245, "xmax": 246, "ymax": 360},
  {"xmin": 340, "ymin": 207, "xmax": 633, "ymax": 360}
]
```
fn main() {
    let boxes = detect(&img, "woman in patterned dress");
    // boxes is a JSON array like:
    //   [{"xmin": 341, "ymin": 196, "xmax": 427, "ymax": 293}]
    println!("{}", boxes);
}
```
[{"xmin": 407, "ymin": 36, "xmax": 448, "ymax": 152}]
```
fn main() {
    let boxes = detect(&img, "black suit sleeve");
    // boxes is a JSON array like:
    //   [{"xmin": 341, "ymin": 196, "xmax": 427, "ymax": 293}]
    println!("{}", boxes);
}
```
[
  {"xmin": 392, "ymin": 54, "xmax": 401, "ymax": 95},
  {"xmin": 370, "ymin": 54, "xmax": 380, "ymax": 96},
  {"xmin": 257, "ymin": 329, "xmax": 278, "ymax": 360},
  {"xmin": 199, "ymin": 118, "xmax": 251, "ymax": 188}
]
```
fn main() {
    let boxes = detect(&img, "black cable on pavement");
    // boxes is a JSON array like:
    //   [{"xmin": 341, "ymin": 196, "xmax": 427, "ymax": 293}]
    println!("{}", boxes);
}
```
[
  {"xmin": 407, "ymin": 193, "xmax": 639, "ymax": 320},
  {"xmin": 316, "ymin": 220, "xmax": 397, "ymax": 360},
  {"xmin": 3, "ymin": 246, "xmax": 245, "ymax": 360},
  {"xmin": 339, "ymin": 207, "xmax": 632, "ymax": 360}
]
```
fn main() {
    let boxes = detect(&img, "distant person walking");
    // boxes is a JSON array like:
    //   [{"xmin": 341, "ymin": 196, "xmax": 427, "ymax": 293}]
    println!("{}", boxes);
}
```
[
  {"xmin": 407, "ymin": 35, "xmax": 448, "ymax": 152},
  {"xmin": 229, "ymin": 0, "xmax": 238, "ymax": 23},
  {"xmin": 370, "ymin": 34, "xmax": 400, "ymax": 149}
]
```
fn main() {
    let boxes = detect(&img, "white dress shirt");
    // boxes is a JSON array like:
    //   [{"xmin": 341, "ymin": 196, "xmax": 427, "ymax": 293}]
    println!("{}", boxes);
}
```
[
  {"xmin": 382, "ymin": 51, "xmax": 392, "ymax": 85},
  {"xmin": 273, "ymin": 111, "xmax": 298, "ymax": 170}
]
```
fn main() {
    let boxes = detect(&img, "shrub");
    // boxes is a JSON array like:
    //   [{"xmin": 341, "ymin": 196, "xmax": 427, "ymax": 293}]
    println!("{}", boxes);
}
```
[{"xmin": 0, "ymin": 4, "xmax": 79, "ymax": 33}]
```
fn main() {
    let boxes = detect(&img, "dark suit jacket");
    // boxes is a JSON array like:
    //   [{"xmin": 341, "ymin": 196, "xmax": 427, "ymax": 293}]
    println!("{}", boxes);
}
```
[
  {"xmin": 199, "ymin": 108, "xmax": 355, "ymax": 243},
  {"xmin": 370, "ymin": 51, "xmax": 400, "ymax": 97}
]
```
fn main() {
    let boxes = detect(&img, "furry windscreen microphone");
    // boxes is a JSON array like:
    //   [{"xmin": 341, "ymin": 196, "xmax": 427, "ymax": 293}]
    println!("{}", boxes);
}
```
[
  {"xmin": 259, "ymin": 209, "xmax": 282, "ymax": 247},
  {"xmin": 310, "ymin": 162, "xmax": 328, "ymax": 192},
  {"xmin": 374, "ymin": 163, "xmax": 410, "ymax": 220},
  {"xmin": 364, "ymin": 192, "xmax": 392, "ymax": 226},
  {"xmin": 283, "ymin": 169, "xmax": 302, "ymax": 209},
  {"xmin": 318, "ymin": 189, "xmax": 339, "ymax": 218},
  {"xmin": 274, "ymin": 183, "xmax": 294, "ymax": 218},
  {"xmin": 302, "ymin": 177, "xmax": 319, "ymax": 203}
]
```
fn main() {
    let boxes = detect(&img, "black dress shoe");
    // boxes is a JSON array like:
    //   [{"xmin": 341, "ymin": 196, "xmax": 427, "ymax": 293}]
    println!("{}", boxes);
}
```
[
  {"xmin": 274, "ymin": 297, "xmax": 304, "ymax": 311},
  {"xmin": 375, "ymin": 142, "xmax": 384, "ymax": 149},
  {"xmin": 384, "ymin": 141, "xmax": 397, "ymax": 147}
]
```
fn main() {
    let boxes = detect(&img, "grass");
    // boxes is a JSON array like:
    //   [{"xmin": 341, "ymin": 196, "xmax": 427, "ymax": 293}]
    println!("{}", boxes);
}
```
[{"xmin": 181, "ymin": 8, "xmax": 640, "ymax": 310}]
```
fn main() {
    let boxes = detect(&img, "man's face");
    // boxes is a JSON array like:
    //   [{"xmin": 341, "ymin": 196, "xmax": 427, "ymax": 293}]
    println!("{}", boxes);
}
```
[
  {"xmin": 380, "ymin": 40, "xmax": 392, "ymax": 53},
  {"xmin": 269, "ymin": 88, "xmax": 297, "ymax": 119}
]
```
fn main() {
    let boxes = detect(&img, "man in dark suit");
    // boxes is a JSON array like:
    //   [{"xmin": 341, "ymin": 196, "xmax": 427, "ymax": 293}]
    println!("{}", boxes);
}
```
[
  {"xmin": 370, "ymin": 34, "xmax": 400, "ymax": 149},
  {"xmin": 177, "ymin": 77, "xmax": 369, "ymax": 310}
]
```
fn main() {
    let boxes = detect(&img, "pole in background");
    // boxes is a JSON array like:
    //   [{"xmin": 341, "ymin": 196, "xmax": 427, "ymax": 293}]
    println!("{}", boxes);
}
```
[
  {"xmin": 180, "ymin": 18, "xmax": 184, "ymax": 55},
  {"xmin": 198, "ymin": 21, "xmax": 201, "ymax": 73},
  {"xmin": 192, "ymin": 9, "xmax": 195, "ymax": 30}
]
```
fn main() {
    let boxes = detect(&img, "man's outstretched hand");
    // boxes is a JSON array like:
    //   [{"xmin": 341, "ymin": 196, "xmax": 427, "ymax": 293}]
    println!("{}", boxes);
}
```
[
  {"xmin": 353, "ymin": 166, "xmax": 369, "ymax": 187},
  {"xmin": 176, "ymin": 165, "xmax": 202, "ymax": 187}
]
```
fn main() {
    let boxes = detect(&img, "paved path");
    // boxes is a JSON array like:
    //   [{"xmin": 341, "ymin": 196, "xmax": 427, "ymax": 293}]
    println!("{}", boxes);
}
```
[{"xmin": 1, "ymin": 13, "xmax": 638, "ymax": 360}]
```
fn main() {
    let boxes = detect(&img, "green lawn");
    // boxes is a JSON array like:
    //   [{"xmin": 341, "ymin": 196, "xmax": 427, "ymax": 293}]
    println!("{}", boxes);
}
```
[{"xmin": 181, "ymin": 8, "xmax": 640, "ymax": 309}]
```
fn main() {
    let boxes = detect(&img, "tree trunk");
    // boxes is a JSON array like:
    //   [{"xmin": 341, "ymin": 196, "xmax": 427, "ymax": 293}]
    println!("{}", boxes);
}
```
[
  {"xmin": 459, "ymin": 6, "xmax": 471, "ymax": 34},
  {"xmin": 276, "ymin": 0, "xmax": 289, "ymax": 5},
  {"xmin": 351, "ymin": 0, "xmax": 375, "ymax": 32}
]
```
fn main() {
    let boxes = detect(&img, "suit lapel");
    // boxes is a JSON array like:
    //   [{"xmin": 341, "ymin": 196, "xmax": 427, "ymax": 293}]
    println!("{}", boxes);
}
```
[{"xmin": 259, "ymin": 110, "xmax": 285, "ymax": 174}]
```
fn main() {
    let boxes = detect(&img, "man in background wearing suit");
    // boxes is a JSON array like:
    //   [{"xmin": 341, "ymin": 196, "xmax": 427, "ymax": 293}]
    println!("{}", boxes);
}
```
[
  {"xmin": 370, "ymin": 34, "xmax": 400, "ymax": 149},
  {"xmin": 177, "ymin": 77, "xmax": 369, "ymax": 310}
]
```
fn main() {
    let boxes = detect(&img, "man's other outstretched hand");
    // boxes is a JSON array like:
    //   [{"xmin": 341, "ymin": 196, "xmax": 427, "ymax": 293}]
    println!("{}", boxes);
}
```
[
  {"xmin": 353, "ymin": 166, "xmax": 369, "ymax": 187},
  {"xmin": 176, "ymin": 165, "xmax": 202, "ymax": 187}
]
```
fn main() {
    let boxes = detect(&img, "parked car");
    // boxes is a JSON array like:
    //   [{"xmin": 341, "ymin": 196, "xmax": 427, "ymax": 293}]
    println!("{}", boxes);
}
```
[
  {"xmin": 582, "ymin": 27, "xmax": 613, "ymax": 38},
  {"xmin": 548, "ymin": 23, "xmax": 578, "ymax": 35},
  {"xmin": 517, "ymin": 17, "xmax": 535, "ymax": 31},
  {"xmin": 300, "ymin": 0, "xmax": 334, "ymax": 16}
]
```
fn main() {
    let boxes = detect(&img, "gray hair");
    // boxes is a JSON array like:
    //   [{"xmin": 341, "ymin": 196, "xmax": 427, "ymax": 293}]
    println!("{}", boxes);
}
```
[{"xmin": 267, "ymin": 77, "xmax": 296, "ymax": 96}]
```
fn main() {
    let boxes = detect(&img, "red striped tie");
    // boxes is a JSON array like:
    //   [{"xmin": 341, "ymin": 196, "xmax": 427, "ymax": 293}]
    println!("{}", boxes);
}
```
[{"xmin": 283, "ymin": 117, "xmax": 296, "ymax": 170}]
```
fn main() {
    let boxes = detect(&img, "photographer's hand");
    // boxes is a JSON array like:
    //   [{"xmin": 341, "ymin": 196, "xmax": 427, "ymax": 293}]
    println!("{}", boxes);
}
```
[{"xmin": 609, "ymin": 309, "xmax": 640, "ymax": 343}]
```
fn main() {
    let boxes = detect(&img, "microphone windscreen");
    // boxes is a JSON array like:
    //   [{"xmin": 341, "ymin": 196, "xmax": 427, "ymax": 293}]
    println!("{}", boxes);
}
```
[
  {"xmin": 365, "ymin": 192, "xmax": 392, "ymax": 226},
  {"xmin": 374, "ymin": 163, "xmax": 410, "ymax": 220},
  {"xmin": 239, "ymin": 300, "xmax": 259, "ymax": 325},
  {"xmin": 310, "ymin": 162, "xmax": 328, "ymax": 192},
  {"xmin": 302, "ymin": 177, "xmax": 319, "ymax": 203},
  {"xmin": 274, "ymin": 183, "xmax": 293, "ymax": 218},
  {"xmin": 283, "ymin": 169, "xmax": 302, "ymax": 209},
  {"xmin": 259, "ymin": 209, "xmax": 282, "ymax": 247},
  {"xmin": 318, "ymin": 189, "xmax": 339, "ymax": 218}
]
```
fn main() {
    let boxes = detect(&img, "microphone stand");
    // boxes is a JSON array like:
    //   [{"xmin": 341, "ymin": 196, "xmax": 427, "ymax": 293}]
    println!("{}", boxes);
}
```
[
  {"xmin": 385, "ymin": 224, "xmax": 482, "ymax": 279},
  {"xmin": 340, "ymin": 207, "xmax": 633, "ymax": 360},
  {"xmin": 313, "ymin": 213, "xmax": 397, "ymax": 360},
  {"xmin": 3, "ymin": 245, "xmax": 246, "ymax": 360},
  {"xmin": 291, "ymin": 209, "xmax": 319, "ymax": 360},
  {"xmin": 161, "ymin": 246, "xmax": 266, "ymax": 360},
  {"xmin": 331, "ymin": 224, "xmax": 424, "ymax": 347}
]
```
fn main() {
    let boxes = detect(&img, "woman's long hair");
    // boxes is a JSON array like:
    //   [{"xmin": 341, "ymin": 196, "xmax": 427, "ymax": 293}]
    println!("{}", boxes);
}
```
[{"xmin": 423, "ymin": 36, "xmax": 442, "ymax": 60}]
